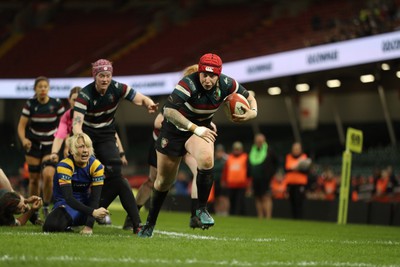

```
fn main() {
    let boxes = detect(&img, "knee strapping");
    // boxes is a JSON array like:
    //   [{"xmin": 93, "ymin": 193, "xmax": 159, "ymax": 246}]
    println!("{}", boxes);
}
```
[
  {"xmin": 28, "ymin": 164, "xmax": 41, "ymax": 173},
  {"xmin": 42, "ymin": 160, "xmax": 57, "ymax": 169}
]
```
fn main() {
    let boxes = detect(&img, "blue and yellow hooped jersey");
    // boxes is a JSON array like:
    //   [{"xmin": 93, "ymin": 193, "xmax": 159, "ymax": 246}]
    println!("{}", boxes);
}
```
[{"xmin": 52, "ymin": 155, "xmax": 104, "ymax": 201}]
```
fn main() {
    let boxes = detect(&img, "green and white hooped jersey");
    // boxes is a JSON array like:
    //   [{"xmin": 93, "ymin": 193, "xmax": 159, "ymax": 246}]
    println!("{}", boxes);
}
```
[
  {"xmin": 22, "ymin": 97, "xmax": 65, "ymax": 145},
  {"xmin": 74, "ymin": 80, "xmax": 136, "ymax": 129},
  {"xmin": 172, "ymin": 73, "xmax": 249, "ymax": 125}
]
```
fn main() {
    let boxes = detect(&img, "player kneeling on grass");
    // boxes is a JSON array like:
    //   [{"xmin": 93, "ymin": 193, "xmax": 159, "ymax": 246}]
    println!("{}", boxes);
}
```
[
  {"xmin": 43, "ymin": 133, "xmax": 109, "ymax": 234},
  {"xmin": 138, "ymin": 53, "xmax": 258, "ymax": 238}
]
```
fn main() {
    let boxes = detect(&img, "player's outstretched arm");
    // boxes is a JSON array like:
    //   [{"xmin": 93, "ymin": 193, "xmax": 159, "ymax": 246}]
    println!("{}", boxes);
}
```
[{"xmin": 132, "ymin": 92, "xmax": 159, "ymax": 113}]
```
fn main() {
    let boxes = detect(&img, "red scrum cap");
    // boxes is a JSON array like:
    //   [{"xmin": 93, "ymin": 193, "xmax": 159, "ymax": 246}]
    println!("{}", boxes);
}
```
[
  {"xmin": 92, "ymin": 59, "xmax": 113, "ymax": 78},
  {"xmin": 198, "ymin": 53, "xmax": 222, "ymax": 76}
]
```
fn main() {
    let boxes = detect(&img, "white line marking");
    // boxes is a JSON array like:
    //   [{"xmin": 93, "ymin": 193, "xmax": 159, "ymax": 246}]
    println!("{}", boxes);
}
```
[
  {"xmin": 155, "ymin": 230, "xmax": 286, "ymax": 242},
  {"xmin": 0, "ymin": 255, "xmax": 399, "ymax": 267},
  {"xmin": 0, "ymin": 227, "xmax": 398, "ymax": 247}
]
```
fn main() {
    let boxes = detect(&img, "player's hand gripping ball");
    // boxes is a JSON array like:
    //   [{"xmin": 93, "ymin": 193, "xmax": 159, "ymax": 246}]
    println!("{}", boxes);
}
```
[{"xmin": 223, "ymin": 93, "xmax": 250, "ymax": 122}]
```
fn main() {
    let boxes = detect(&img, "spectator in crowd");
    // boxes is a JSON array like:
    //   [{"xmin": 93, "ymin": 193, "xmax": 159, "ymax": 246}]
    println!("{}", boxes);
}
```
[
  {"xmin": 138, "ymin": 53, "xmax": 258, "ymax": 238},
  {"xmin": 248, "ymin": 133, "xmax": 279, "ymax": 219},
  {"xmin": 73, "ymin": 59, "xmax": 158, "ymax": 234},
  {"xmin": 351, "ymin": 175, "xmax": 360, "ymax": 202},
  {"xmin": 373, "ymin": 168, "xmax": 392, "ymax": 202},
  {"xmin": 222, "ymin": 141, "xmax": 250, "ymax": 216},
  {"xmin": 306, "ymin": 1, "xmax": 400, "ymax": 48},
  {"xmin": 270, "ymin": 170, "xmax": 287, "ymax": 200},
  {"xmin": 355, "ymin": 175, "xmax": 374, "ymax": 202},
  {"xmin": 284, "ymin": 142, "xmax": 311, "ymax": 219},
  {"xmin": 173, "ymin": 170, "xmax": 191, "ymax": 196},
  {"xmin": 318, "ymin": 168, "xmax": 338, "ymax": 201},
  {"xmin": 17, "ymin": 76, "xmax": 65, "ymax": 218},
  {"xmin": 213, "ymin": 144, "xmax": 229, "ymax": 216},
  {"xmin": 305, "ymin": 163, "xmax": 320, "ymax": 199},
  {"xmin": 43, "ymin": 133, "xmax": 108, "ymax": 234},
  {"xmin": 386, "ymin": 165, "xmax": 397, "ymax": 189},
  {"xmin": 0, "ymin": 167, "xmax": 43, "ymax": 226}
]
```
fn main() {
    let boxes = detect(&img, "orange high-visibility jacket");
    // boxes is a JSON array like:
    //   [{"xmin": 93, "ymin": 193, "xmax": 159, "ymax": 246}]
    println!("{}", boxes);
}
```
[
  {"xmin": 271, "ymin": 177, "xmax": 287, "ymax": 199},
  {"xmin": 284, "ymin": 153, "xmax": 308, "ymax": 185},
  {"xmin": 222, "ymin": 153, "xmax": 249, "ymax": 188}
]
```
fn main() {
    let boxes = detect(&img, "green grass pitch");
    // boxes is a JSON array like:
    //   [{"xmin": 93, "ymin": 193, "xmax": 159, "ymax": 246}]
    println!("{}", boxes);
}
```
[{"xmin": 0, "ymin": 201, "xmax": 399, "ymax": 267}]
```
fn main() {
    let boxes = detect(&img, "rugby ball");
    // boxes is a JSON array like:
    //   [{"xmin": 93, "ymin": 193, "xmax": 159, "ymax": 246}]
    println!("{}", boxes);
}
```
[{"xmin": 223, "ymin": 93, "xmax": 250, "ymax": 122}]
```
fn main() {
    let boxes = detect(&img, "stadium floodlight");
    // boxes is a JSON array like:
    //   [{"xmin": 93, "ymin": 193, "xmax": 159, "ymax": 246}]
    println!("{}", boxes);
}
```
[
  {"xmin": 360, "ymin": 74, "xmax": 375, "ymax": 83},
  {"xmin": 326, "ymin": 79, "xmax": 341, "ymax": 88},
  {"xmin": 267, "ymin": 86, "xmax": 281, "ymax": 95},
  {"xmin": 296, "ymin": 83, "xmax": 310, "ymax": 92},
  {"xmin": 381, "ymin": 63, "xmax": 390, "ymax": 71}
]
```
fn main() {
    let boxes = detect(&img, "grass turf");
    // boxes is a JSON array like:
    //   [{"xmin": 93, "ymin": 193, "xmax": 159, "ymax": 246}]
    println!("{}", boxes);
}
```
[{"xmin": 0, "ymin": 202, "xmax": 399, "ymax": 267}]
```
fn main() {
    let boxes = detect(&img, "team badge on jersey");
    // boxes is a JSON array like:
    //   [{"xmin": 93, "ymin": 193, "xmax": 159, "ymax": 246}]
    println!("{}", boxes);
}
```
[
  {"xmin": 161, "ymin": 137, "xmax": 168, "ymax": 148},
  {"xmin": 213, "ymin": 88, "xmax": 221, "ymax": 101}
]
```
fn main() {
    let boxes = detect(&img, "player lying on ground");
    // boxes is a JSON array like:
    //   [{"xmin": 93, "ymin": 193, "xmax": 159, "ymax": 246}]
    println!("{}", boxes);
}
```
[{"xmin": 0, "ymin": 168, "xmax": 43, "ymax": 226}]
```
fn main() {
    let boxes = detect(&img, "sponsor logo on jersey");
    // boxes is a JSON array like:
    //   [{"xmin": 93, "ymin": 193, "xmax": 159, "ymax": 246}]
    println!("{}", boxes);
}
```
[
  {"xmin": 213, "ymin": 88, "xmax": 221, "ymax": 101},
  {"xmin": 49, "ymin": 105, "xmax": 55, "ymax": 114}
]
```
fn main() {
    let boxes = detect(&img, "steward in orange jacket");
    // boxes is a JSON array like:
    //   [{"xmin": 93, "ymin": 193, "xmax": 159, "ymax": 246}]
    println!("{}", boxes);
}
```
[
  {"xmin": 284, "ymin": 142, "xmax": 311, "ymax": 219},
  {"xmin": 222, "ymin": 141, "xmax": 250, "ymax": 215}
]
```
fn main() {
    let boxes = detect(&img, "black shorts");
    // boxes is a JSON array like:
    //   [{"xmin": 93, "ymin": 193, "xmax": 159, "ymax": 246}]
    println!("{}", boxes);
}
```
[
  {"xmin": 155, "ymin": 121, "xmax": 192, "ymax": 157},
  {"xmin": 147, "ymin": 140, "xmax": 157, "ymax": 168},
  {"xmin": 83, "ymin": 125, "xmax": 122, "ymax": 179},
  {"xmin": 26, "ymin": 140, "xmax": 52, "ymax": 159},
  {"xmin": 252, "ymin": 177, "xmax": 272, "ymax": 197}
]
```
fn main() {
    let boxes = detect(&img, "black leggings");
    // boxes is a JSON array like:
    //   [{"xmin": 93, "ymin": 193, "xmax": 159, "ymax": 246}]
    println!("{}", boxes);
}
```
[
  {"xmin": 100, "ymin": 177, "xmax": 141, "ymax": 227},
  {"xmin": 42, "ymin": 207, "xmax": 72, "ymax": 232},
  {"xmin": 229, "ymin": 188, "xmax": 246, "ymax": 215},
  {"xmin": 287, "ymin": 184, "xmax": 305, "ymax": 219},
  {"xmin": 92, "ymin": 139, "xmax": 123, "ymax": 180},
  {"xmin": 84, "ymin": 127, "xmax": 141, "ymax": 227}
]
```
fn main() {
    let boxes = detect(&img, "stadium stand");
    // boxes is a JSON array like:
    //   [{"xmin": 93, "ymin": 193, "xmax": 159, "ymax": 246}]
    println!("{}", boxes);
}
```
[
  {"xmin": 1, "ymin": 0, "xmax": 398, "ymax": 77},
  {"xmin": 1, "ymin": 0, "xmax": 400, "ymax": 214}
]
